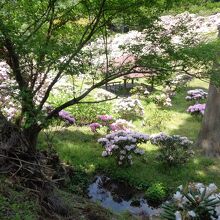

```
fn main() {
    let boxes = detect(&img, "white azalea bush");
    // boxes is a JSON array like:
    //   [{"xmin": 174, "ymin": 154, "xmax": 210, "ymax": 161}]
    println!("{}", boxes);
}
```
[
  {"xmin": 98, "ymin": 130, "xmax": 149, "ymax": 166},
  {"xmin": 148, "ymin": 92, "xmax": 172, "ymax": 107},
  {"xmin": 150, "ymin": 133, "xmax": 194, "ymax": 166},
  {"xmin": 0, "ymin": 62, "xmax": 20, "ymax": 120},
  {"xmin": 185, "ymin": 89, "xmax": 208, "ymax": 102},
  {"xmin": 162, "ymin": 183, "xmax": 220, "ymax": 220},
  {"xmin": 94, "ymin": 88, "xmax": 115, "ymax": 101},
  {"xmin": 167, "ymin": 74, "xmax": 192, "ymax": 91},
  {"xmin": 114, "ymin": 97, "xmax": 144, "ymax": 119}
]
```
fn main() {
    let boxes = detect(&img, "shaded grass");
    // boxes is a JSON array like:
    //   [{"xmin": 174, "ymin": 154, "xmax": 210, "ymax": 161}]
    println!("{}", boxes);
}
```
[
  {"xmin": 0, "ymin": 178, "xmax": 39, "ymax": 220},
  {"xmin": 39, "ymin": 79, "xmax": 220, "ymax": 196}
]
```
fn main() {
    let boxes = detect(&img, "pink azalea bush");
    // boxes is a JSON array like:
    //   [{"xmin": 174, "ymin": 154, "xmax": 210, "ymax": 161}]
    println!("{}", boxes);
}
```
[
  {"xmin": 89, "ymin": 115, "xmax": 134, "ymax": 134},
  {"xmin": 187, "ymin": 103, "xmax": 206, "ymax": 116},
  {"xmin": 109, "ymin": 119, "xmax": 134, "ymax": 132},
  {"xmin": 89, "ymin": 122, "xmax": 102, "ymax": 133}
]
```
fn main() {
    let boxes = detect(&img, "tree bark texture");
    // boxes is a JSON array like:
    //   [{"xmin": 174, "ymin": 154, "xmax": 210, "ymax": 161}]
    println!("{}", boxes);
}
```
[
  {"xmin": 197, "ymin": 25, "xmax": 220, "ymax": 157},
  {"xmin": 0, "ymin": 112, "xmax": 29, "ymax": 165},
  {"xmin": 197, "ymin": 83, "xmax": 220, "ymax": 157}
]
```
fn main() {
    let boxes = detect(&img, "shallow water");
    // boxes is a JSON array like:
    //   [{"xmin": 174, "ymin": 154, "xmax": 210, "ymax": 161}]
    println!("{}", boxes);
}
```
[{"xmin": 87, "ymin": 176, "xmax": 161, "ymax": 218}]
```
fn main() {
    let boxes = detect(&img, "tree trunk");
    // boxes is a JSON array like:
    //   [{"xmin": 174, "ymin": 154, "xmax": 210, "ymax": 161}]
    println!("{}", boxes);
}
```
[
  {"xmin": 197, "ymin": 83, "xmax": 220, "ymax": 157},
  {"xmin": 0, "ymin": 112, "xmax": 40, "ymax": 155},
  {"xmin": 197, "ymin": 25, "xmax": 220, "ymax": 157},
  {"xmin": 23, "ymin": 125, "xmax": 41, "ymax": 152},
  {"xmin": 0, "ymin": 112, "xmax": 29, "ymax": 165}
]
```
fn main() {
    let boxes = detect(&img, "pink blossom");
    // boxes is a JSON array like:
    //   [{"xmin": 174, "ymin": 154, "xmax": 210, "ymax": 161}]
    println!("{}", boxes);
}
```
[
  {"xmin": 89, "ymin": 122, "xmax": 101, "ymax": 133},
  {"xmin": 98, "ymin": 115, "xmax": 113, "ymax": 121}
]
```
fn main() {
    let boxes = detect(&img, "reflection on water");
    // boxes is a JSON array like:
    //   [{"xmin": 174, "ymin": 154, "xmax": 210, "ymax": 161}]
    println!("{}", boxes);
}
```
[{"xmin": 88, "ymin": 176, "xmax": 161, "ymax": 218}]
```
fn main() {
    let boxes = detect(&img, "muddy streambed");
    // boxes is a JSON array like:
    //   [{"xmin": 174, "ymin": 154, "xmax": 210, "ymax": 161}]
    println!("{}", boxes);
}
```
[{"xmin": 87, "ymin": 176, "xmax": 161, "ymax": 218}]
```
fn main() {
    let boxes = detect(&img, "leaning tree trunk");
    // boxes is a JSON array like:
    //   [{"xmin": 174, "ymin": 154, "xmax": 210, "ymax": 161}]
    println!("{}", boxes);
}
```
[{"xmin": 197, "ymin": 83, "xmax": 220, "ymax": 157}]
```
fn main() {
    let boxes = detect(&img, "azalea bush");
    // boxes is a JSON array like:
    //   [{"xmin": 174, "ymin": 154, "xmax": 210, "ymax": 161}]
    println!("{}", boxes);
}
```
[
  {"xmin": 109, "ymin": 119, "xmax": 134, "ymax": 132},
  {"xmin": 167, "ymin": 74, "xmax": 192, "ymax": 92},
  {"xmin": 185, "ymin": 89, "xmax": 208, "ymax": 102},
  {"xmin": 114, "ymin": 97, "xmax": 144, "ymax": 119},
  {"xmin": 0, "ymin": 62, "xmax": 21, "ymax": 120},
  {"xmin": 98, "ymin": 130, "xmax": 149, "ymax": 166},
  {"xmin": 94, "ymin": 89, "xmax": 115, "ymax": 101},
  {"xmin": 58, "ymin": 110, "xmax": 75, "ymax": 125},
  {"xmin": 161, "ymin": 183, "xmax": 220, "ymax": 220},
  {"xmin": 150, "ymin": 133, "xmax": 194, "ymax": 166},
  {"xmin": 89, "ymin": 115, "xmax": 114, "ymax": 133},
  {"xmin": 148, "ymin": 92, "xmax": 172, "ymax": 107},
  {"xmin": 130, "ymin": 85, "xmax": 150, "ymax": 98},
  {"xmin": 89, "ymin": 116, "xmax": 134, "ymax": 134},
  {"xmin": 187, "ymin": 103, "xmax": 206, "ymax": 116}
]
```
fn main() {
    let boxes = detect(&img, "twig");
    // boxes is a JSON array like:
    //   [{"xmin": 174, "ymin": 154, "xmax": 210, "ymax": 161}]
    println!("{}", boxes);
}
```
[
  {"xmin": 11, "ymin": 154, "xmax": 23, "ymax": 177},
  {"xmin": 0, "ymin": 154, "xmax": 53, "ymax": 170}
]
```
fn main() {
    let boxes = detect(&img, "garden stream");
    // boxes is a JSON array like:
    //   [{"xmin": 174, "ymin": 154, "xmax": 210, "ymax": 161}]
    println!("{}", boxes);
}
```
[{"xmin": 87, "ymin": 176, "xmax": 161, "ymax": 219}]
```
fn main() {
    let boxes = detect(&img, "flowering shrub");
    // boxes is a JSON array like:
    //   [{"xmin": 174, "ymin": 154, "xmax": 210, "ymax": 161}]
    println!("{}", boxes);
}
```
[
  {"xmin": 109, "ymin": 119, "xmax": 134, "ymax": 132},
  {"xmin": 168, "ymin": 74, "xmax": 192, "ymax": 90},
  {"xmin": 187, "ymin": 103, "xmax": 206, "ymax": 116},
  {"xmin": 58, "ymin": 110, "xmax": 75, "ymax": 124},
  {"xmin": 186, "ymin": 89, "xmax": 208, "ymax": 102},
  {"xmin": 114, "ymin": 97, "xmax": 144, "ymax": 119},
  {"xmin": 148, "ymin": 92, "xmax": 172, "ymax": 107},
  {"xmin": 150, "ymin": 133, "xmax": 194, "ymax": 165},
  {"xmin": 130, "ymin": 85, "xmax": 150, "ymax": 97},
  {"xmin": 98, "ymin": 115, "xmax": 114, "ymax": 125},
  {"xmin": 0, "ymin": 62, "xmax": 20, "ymax": 120},
  {"xmin": 89, "ymin": 115, "xmax": 113, "ymax": 133},
  {"xmin": 94, "ymin": 89, "xmax": 115, "ymax": 101},
  {"xmin": 89, "ymin": 122, "xmax": 101, "ymax": 133},
  {"xmin": 89, "ymin": 115, "xmax": 134, "ymax": 134},
  {"xmin": 161, "ymin": 183, "xmax": 220, "ymax": 220},
  {"xmin": 155, "ymin": 94, "xmax": 172, "ymax": 107},
  {"xmin": 98, "ymin": 130, "xmax": 149, "ymax": 166}
]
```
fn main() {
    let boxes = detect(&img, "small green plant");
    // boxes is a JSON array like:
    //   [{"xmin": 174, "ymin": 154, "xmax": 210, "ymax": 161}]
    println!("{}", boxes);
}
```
[
  {"xmin": 67, "ymin": 170, "xmax": 90, "ymax": 195},
  {"xmin": 143, "ymin": 109, "xmax": 171, "ymax": 132},
  {"xmin": 144, "ymin": 183, "xmax": 167, "ymax": 205}
]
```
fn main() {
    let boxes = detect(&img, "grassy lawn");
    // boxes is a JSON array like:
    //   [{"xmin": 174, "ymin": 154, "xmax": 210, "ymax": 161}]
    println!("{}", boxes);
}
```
[{"xmin": 39, "ymin": 79, "xmax": 220, "ymax": 195}]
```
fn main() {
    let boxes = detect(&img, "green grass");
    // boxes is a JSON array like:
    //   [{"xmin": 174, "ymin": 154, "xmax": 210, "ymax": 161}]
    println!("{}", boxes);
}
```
[
  {"xmin": 168, "ymin": 2, "xmax": 220, "ymax": 16},
  {"xmin": 38, "ymin": 79, "xmax": 220, "ymax": 195}
]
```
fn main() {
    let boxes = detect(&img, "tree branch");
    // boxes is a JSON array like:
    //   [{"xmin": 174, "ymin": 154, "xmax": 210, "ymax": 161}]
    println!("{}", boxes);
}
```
[
  {"xmin": 38, "ymin": 0, "xmax": 107, "ymax": 110},
  {"xmin": 77, "ymin": 96, "xmax": 118, "ymax": 104}
]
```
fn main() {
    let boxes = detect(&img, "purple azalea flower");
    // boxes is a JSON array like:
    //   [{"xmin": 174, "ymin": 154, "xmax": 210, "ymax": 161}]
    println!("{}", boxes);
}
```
[
  {"xmin": 187, "ymin": 103, "xmax": 206, "ymax": 115},
  {"xmin": 89, "ymin": 122, "xmax": 101, "ymax": 133},
  {"xmin": 58, "ymin": 110, "xmax": 75, "ymax": 124}
]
